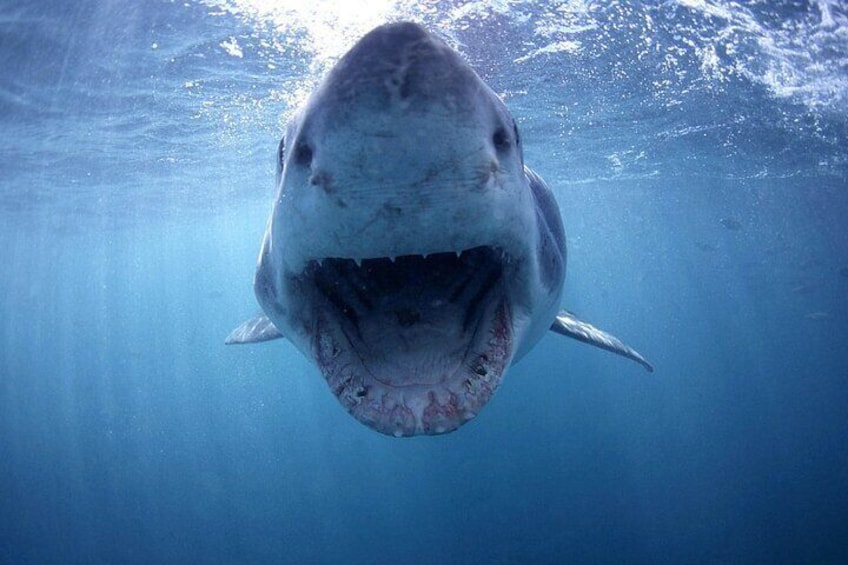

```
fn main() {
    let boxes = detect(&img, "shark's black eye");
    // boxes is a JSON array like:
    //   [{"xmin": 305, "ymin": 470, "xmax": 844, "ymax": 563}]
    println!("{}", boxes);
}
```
[
  {"xmin": 492, "ymin": 127, "xmax": 510, "ymax": 152},
  {"xmin": 294, "ymin": 142, "xmax": 314, "ymax": 167}
]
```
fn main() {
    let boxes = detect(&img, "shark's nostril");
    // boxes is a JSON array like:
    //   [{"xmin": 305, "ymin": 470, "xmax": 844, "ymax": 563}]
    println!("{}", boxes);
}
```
[{"xmin": 309, "ymin": 170, "xmax": 334, "ymax": 194}]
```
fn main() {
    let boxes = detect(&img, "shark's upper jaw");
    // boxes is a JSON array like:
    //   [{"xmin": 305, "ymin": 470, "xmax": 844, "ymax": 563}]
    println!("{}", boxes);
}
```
[{"xmin": 292, "ymin": 245, "xmax": 516, "ymax": 436}]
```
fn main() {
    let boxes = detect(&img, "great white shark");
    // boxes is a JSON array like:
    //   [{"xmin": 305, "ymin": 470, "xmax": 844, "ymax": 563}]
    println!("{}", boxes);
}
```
[{"xmin": 227, "ymin": 22, "xmax": 653, "ymax": 437}]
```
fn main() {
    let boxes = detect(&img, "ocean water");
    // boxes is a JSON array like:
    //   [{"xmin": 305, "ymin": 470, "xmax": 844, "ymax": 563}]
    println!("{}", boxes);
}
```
[{"xmin": 1, "ymin": 1, "xmax": 847, "ymax": 563}]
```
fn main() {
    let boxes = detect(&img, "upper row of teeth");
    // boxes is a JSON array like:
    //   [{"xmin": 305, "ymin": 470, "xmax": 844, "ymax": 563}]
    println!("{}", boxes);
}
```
[
  {"xmin": 312, "ymin": 250, "xmax": 470, "ymax": 268},
  {"xmin": 309, "ymin": 248, "xmax": 509, "ymax": 268}
]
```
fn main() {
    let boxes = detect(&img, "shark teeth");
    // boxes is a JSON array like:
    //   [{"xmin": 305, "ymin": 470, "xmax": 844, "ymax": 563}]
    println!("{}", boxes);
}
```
[{"xmin": 309, "ymin": 247, "xmax": 501, "ymax": 267}]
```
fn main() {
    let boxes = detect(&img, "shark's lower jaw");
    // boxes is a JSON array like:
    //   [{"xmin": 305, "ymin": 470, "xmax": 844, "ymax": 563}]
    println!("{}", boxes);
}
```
[{"xmin": 300, "ymin": 246, "xmax": 514, "ymax": 436}]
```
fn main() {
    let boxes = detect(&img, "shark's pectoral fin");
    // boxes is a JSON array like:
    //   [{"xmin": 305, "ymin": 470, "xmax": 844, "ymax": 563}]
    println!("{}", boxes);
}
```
[
  {"xmin": 550, "ymin": 310, "xmax": 654, "ymax": 372},
  {"xmin": 225, "ymin": 313, "xmax": 284, "ymax": 345}
]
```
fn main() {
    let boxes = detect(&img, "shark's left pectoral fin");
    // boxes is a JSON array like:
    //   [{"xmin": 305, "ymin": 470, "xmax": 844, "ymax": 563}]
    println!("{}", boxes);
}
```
[
  {"xmin": 550, "ymin": 310, "xmax": 654, "ymax": 372},
  {"xmin": 225, "ymin": 312, "xmax": 284, "ymax": 345}
]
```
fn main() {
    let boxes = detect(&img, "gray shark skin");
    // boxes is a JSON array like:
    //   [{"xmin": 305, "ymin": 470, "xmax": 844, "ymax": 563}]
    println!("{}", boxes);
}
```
[{"xmin": 228, "ymin": 22, "xmax": 652, "ymax": 437}]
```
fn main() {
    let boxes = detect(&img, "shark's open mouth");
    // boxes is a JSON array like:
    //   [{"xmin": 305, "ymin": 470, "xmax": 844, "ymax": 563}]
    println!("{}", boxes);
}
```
[{"xmin": 296, "ymin": 246, "xmax": 514, "ymax": 436}]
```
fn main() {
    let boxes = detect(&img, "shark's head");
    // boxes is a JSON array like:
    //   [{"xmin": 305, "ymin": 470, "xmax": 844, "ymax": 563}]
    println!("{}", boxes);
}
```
[{"xmin": 255, "ymin": 22, "xmax": 565, "ymax": 436}]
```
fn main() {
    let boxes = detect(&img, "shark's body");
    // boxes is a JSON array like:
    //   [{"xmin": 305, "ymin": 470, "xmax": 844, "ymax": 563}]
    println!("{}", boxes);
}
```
[{"xmin": 228, "ymin": 22, "xmax": 652, "ymax": 437}]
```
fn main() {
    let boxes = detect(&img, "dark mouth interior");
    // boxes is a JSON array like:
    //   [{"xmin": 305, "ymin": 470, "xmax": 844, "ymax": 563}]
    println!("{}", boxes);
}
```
[
  {"xmin": 302, "ymin": 246, "xmax": 505, "ymax": 335},
  {"xmin": 299, "ymin": 245, "xmax": 513, "ymax": 435}
]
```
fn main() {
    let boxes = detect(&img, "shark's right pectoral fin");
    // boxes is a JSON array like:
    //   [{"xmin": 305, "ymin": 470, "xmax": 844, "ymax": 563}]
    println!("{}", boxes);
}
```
[
  {"xmin": 550, "ymin": 310, "xmax": 654, "ymax": 372},
  {"xmin": 225, "ymin": 313, "xmax": 284, "ymax": 345}
]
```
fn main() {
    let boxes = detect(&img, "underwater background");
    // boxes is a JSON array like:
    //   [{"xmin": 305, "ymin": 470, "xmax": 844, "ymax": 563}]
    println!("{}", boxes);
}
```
[{"xmin": 1, "ymin": 0, "xmax": 847, "ymax": 562}]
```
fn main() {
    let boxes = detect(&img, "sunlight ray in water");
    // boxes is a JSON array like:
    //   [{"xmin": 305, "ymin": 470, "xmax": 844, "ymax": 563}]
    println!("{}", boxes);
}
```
[
  {"xmin": 205, "ymin": 0, "xmax": 405, "ymax": 62},
  {"xmin": 201, "ymin": 0, "xmax": 423, "ymax": 113}
]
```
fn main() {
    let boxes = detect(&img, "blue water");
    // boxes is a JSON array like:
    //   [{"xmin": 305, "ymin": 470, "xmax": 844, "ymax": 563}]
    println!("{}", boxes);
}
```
[{"xmin": 2, "ymin": 1, "xmax": 847, "ymax": 563}]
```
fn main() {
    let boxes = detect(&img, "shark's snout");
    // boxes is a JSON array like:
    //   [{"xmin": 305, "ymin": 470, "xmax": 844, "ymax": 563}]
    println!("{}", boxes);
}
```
[{"xmin": 317, "ymin": 22, "xmax": 484, "ymax": 118}]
